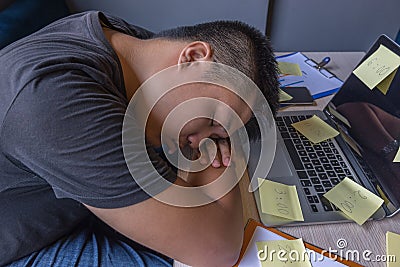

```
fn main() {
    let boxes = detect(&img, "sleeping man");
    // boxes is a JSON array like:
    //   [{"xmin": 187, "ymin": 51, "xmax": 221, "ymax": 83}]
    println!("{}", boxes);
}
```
[{"xmin": 0, "ymin": 11, "xmax": 279, "ymax": 267}]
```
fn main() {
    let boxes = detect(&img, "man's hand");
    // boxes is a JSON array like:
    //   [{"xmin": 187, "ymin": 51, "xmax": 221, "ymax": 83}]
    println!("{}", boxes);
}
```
[
  {"xmin": 196, "ymin": 138, "xmax": 231, "ymax": 168},
  {"xmin": 164, "ymin": 137, "xmax": 231, "ymax": 168}
]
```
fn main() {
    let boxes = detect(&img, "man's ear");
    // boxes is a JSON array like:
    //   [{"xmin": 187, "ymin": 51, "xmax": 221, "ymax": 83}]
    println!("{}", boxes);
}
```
[{"xmin": 178, "ymin": 41, "xmax": 213, "ymax": 64}]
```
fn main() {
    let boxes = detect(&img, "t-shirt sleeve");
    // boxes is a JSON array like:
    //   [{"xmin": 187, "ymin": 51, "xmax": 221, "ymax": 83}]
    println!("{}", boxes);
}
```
[
  {"xmin": 1, "ymin": 71, "xmax": 177, "ymax": 208},
  {"xmin": 99, "ymin": 12, "xmax": 154, "ymax": 40}
]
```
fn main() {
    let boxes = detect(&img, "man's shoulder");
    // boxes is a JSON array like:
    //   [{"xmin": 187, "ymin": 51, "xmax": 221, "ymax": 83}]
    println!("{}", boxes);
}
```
[{"xmin": 99, "ymin": 12, "xmax": 154, "ymax": 39}]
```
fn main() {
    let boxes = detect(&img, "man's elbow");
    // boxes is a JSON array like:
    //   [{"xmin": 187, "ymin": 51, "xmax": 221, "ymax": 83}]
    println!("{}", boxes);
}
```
[
  {"xmin": 214, "ymin": 244, "xmax": 242, "ymax": 267},
  {"xmin": 197, "ymin": 234, "xmax": 243, "ymax": 267}
]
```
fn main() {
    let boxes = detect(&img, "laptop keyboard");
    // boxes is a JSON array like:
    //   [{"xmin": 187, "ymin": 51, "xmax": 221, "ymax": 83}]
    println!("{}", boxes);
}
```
[{"xmin": 276, "ymin": 115, "xmax": 354, "ymax": 213}]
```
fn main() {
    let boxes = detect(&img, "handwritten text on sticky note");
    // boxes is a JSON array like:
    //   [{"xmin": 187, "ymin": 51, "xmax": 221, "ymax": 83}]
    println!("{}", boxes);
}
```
[
  {"xmin": 258, "ymin": 178, "xmax": 304, "ymax": 221},
  {"xmin": 386, "ymin": 231, "xmax": 400, "ymax": 267},
  {"xmin": 291, "ymin": 115, "xmax": 339, "ymax": 144},
  {"xmin": 353, "ymin": 45, "xmax": 400, "ymax": 89},
  {"xmin": 324, "ymin": 177, "xmax": 384, "ymax": 225},
  {"xmin": 256, "ymin": 239, "xmax": 312, "ymax": 267}
]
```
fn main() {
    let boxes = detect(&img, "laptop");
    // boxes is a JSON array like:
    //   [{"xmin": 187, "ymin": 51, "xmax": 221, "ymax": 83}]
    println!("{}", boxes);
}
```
[{"xmin": 248, "ymin": 35, "xmax": 400, "ymax": 226}]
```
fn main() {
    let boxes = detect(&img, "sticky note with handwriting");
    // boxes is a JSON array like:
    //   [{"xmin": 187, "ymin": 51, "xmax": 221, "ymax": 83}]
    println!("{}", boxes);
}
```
[
  {"xmin": 258, "ymin": 178, "xmax": 304, "ymax": 221},
  {"xmin": 291, "ymin": 115, "xmax": 339, "ymax": 144},
  {"xmin": 377, "ymin": 67, "xmax": 397, "ymax": 95},
  {"xmin": 256, "ymin": 239, "xmax": 312, "ymax": 267},
  {"xmin": 394, "ymin": 147, "xmax": 400, "ymax": 163},
  {"xmin": 323, "ymin": 177, "xmax": 384, "ymax": 225},
  {"xmin": 278, "ymin": 62, "xmax": 302, "ymax": 76},
  {"xmin": 353, "ymin": 44, "xmax": 400, "ymax": 89},
  {"xmin": 386, "ymin": 231, "xmax": 400, "ymax": 267},
  {"xmin": 279, "ymin": 88, "xmax": 293, "ymax": 102}
]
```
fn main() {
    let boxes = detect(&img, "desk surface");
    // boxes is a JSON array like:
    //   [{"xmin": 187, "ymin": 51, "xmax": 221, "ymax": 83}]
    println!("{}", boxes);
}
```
[
  {"xmin": 239, "ymin": 52, "xmax": 400, "ymax": 267},
  {"xmin": 176, "ymin": 52, "xmax": 400, "ymax": 267}
]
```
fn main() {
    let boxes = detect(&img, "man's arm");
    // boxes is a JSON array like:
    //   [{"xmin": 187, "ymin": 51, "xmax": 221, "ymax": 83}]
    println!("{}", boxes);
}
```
[{"xmin": 85, "ymin": 165, "xmax": 244, "ymax": 267}]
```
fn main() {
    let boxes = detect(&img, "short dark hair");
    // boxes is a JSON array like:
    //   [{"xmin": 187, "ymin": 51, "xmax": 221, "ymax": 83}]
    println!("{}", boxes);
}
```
[{"xmin": 155, "ymin": 20, "xmax": 280, "ymax": 115}]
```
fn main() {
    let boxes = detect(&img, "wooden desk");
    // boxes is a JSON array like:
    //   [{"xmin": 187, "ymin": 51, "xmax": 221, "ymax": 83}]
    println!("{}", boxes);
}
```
[{"xmin": 238, "ymin": 52, "xmax": 400, "ymax": 267}]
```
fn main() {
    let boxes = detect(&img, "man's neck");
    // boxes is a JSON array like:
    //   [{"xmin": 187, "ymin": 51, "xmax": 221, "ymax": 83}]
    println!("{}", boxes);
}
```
[
  {"xmin": 103, "ymin": 28, "xmax": 189, "ymax": 146},
  {"xmin": 102, "ymin": 28, "xmax": 185, "ymax": 100}
]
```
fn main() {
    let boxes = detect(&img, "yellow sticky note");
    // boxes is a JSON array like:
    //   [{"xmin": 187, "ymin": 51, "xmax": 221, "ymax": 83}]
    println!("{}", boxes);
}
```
[
  {"xmin": 257, "ymin": 239, "xmax": 312, "ymax": 267},
  {"xmin": 323, "ymin": 177, "xmax": 384, "ymax": 225},
  {"xmin": 386, "ymin": 231, "xmax": 400, "ymax": 267},
  {"xmin": 279, "ymin": 88, "xmax": 294, "ymax": 102},
  {"xmin": 278, "ymin": 62, "xmax": 302, "ymax": 76},
  {"xmin": 394, "ymin": 147, "xmax": 400, "ymax": 163},
  {"xmin": 353, "ymin": 45, "xmax": 400, "ymax": 89},
  {"xmin": 291, "ymin": 115, "xmax": 339, "ymax": 144},
  {"xmin": 258, "ymin": 178, "xmax": 304, "ymax": 221},
  {"xmin": 377, "ymin": 68, "xmax": 398, "ymax": 95}
]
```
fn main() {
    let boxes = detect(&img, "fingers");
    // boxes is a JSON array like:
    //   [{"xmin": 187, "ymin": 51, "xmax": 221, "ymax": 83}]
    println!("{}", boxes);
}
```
[
  {"xmin": 218, "ymin": 139, "xmax": 231, "ymax": 167},
  {"xmin": 165, "ymin": 138, "xmax": 177, "ymax": 154},
  {"xmin": 206, "ymin": 139, "xmax": 217, "ymax": 167},
  {"xmin": 199, "ymin": 145, "xmax": 210, "ymax": 165},
  {"xmin": 195, "ymin": 138, "xmax": 231, "ymax": 168},
  {"xmin": 206, "ymin": 138, "xmax": 231, "ymax": 168}
]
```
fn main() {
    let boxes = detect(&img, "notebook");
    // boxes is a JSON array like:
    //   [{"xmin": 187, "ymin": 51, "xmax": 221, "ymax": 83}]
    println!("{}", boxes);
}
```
[{"xmin": 247, "ymin": 35, "xmax": 400, "ymax": 226}]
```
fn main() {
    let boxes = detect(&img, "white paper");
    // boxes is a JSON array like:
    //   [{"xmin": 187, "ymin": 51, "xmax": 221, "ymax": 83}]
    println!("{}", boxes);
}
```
[{"xmin": 238, "ymin": 226, "xmax": 347, "ymax": 267}]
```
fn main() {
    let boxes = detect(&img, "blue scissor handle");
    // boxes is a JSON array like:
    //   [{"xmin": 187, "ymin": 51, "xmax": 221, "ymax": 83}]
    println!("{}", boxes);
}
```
[{"xmin": 316, "ymin": 56, "xmax": 331, "ymax": 69}]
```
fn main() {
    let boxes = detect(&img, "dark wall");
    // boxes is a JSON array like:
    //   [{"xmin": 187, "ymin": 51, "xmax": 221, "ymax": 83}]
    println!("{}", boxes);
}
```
[
  {"xmin": 269, "ymin": 0, "xmax": 400, "ymax": 51},
  {"xmin": 66, "ymin": 0, "xmax": 269, "ymax": 33}
]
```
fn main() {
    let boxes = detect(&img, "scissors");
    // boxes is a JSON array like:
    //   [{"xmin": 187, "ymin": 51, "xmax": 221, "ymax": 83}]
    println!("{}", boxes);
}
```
[{"xmin": 316, "ymin": 56, "xmax": 331, "ymax": 69}]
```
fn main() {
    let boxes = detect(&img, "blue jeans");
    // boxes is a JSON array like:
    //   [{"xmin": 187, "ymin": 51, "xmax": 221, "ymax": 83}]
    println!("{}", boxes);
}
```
[{"xmin": 6, "ymin": 218, "xmax": 173, "ymax": 267}]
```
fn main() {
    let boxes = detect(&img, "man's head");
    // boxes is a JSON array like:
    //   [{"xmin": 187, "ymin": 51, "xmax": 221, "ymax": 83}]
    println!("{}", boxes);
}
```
[
  {"xmin": 154, "ymin": 20, "xmax": 280, "ymax": 115},
  {"xmin": 141, "ymin": 20, "xmax": 279, "ymax": 156}
]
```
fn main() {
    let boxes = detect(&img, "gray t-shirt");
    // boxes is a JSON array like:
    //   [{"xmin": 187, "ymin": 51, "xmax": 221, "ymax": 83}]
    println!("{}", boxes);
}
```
[{"xmin": 0, "ymin": 11, "xmax": 176, "ymax": 265}]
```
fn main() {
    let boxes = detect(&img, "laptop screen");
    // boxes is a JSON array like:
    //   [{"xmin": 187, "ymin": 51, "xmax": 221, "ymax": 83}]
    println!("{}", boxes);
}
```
[{"xmin": 327, "ymin": 35, "xmax": 400, "ymax": 209}]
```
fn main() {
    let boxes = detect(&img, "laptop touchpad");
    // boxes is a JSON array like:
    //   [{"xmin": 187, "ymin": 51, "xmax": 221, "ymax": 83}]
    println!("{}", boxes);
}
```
[{"xmin": 268, "ymin": 140, "xmax": 293, "ymax": 177}]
